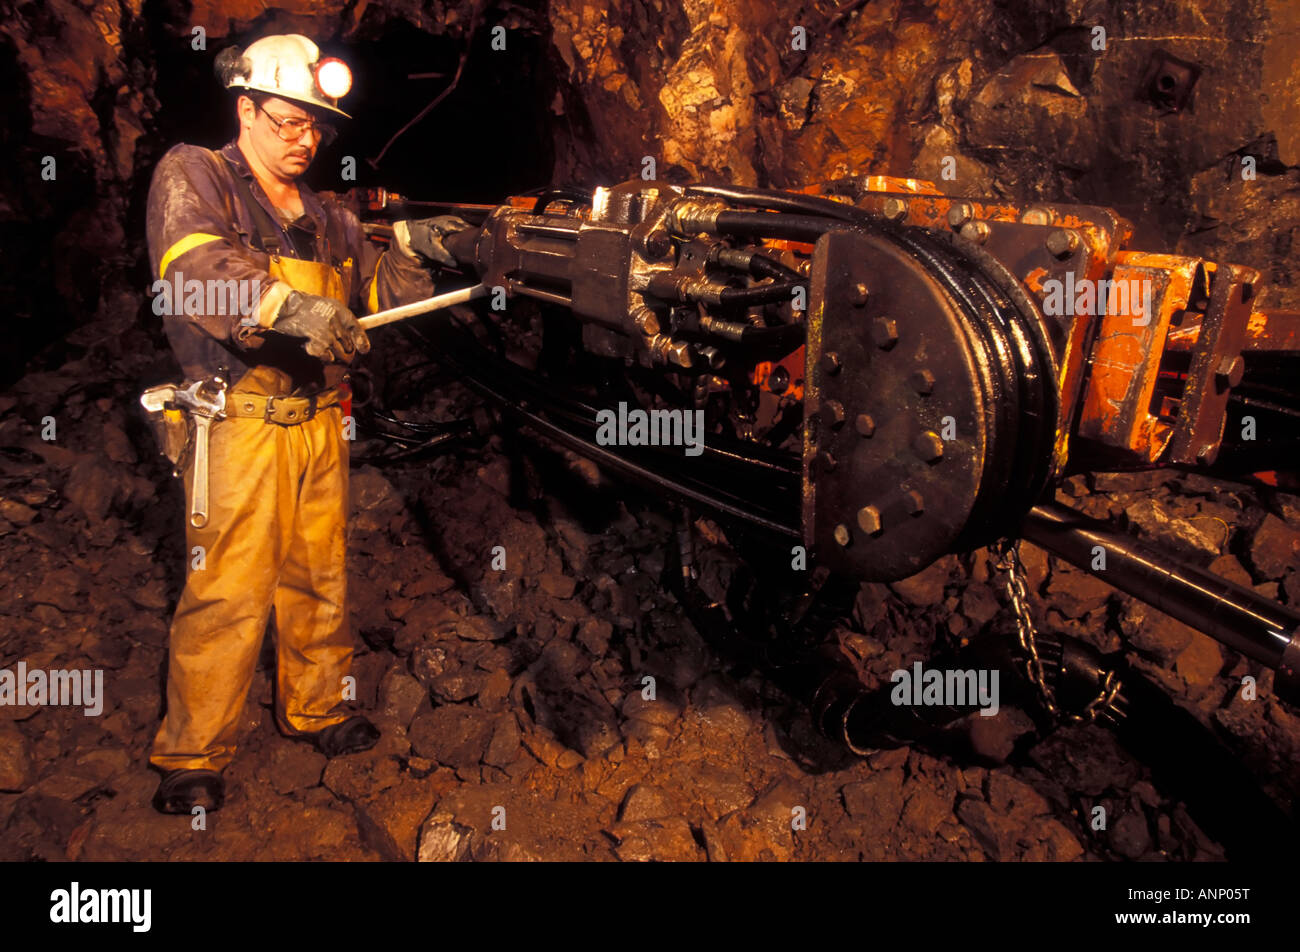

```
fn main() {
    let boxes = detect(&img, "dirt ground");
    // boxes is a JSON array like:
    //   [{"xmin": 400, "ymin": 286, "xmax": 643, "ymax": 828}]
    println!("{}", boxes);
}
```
[{"xmin": 2, "ymin": 340, "xmax": 1298, "ymax": 862}]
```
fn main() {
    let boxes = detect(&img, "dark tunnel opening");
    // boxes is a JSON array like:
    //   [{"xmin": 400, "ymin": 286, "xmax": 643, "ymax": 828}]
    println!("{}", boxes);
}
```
[{"xmin": 137, "ymin": 11, "xmax": 558, "ymax": 206}]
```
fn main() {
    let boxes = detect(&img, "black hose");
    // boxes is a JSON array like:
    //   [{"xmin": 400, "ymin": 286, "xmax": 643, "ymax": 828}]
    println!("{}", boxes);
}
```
[
  {"xmin": 750, "ymin": 253, "xmax": 802, "ymax": 282},
  {"xmin": 686, "ymin": 184, "xmax": 877, "ymax": 225},
  {"xmin": 712, "ymin": 210, "xmax": 843, "ymax": 243},
  {"xmin": 532, "ymin": 187, "xmax": 592, "ymax": 215},
  {"xmin": 717, "ymin": 279, "xmax": 802, "ymax": 306},
  {"xmin": 710, "ymin": 245, "xmax": 803, "ymax": 282}
]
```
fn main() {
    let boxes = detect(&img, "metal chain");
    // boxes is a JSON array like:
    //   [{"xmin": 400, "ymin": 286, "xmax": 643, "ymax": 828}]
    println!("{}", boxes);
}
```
[
  {"xmin": 994, "ymin": 539, "xmax": 1059, "ymax": 717},
  {"xmin": 993, "ymin": 539, "xmax": 1121, "ymax": 724},
  {"xmin": 1079, "ymin": 668, "xmax": 1123, "ymax": 724}
]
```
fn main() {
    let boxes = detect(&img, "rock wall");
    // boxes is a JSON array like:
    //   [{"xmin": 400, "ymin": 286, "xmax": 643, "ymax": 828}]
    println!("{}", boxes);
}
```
[{"xmin": 547, "ymin": 0, "xmax": 1300, "ymax": 305}]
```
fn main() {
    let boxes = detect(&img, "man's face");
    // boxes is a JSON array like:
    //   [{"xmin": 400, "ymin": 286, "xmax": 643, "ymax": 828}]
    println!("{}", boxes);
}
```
[{"xmin": 239, "ymin": 94, "xmax": 327, "ymax": 181}]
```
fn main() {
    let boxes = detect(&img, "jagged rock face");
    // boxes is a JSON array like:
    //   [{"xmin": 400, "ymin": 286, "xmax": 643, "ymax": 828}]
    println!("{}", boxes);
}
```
[{"xmin": 548, "ymin": 0, "xmax": 1300, "ymax": 305}]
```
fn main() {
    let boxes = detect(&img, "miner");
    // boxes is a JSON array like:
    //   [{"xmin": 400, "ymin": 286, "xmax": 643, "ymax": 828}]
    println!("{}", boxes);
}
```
[{"xmin": 144, "ymin": 33, "xmax": 470, "ymax": 813}]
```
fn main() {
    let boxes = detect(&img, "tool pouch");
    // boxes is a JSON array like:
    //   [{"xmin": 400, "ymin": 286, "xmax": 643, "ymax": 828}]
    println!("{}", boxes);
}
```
[{"xmin": 140, "ymin": 383, "xmax": 193, "ymax": 476}]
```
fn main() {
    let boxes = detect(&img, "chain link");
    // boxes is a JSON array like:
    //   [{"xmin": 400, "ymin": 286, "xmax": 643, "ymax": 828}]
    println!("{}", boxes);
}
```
[
  {"xmin": 994, "ymin": 539, "xmax": 1059, "ymax": 716},
  {"xmin": 992, "ymin": 539, "xmax": 1119, "ymax": 724}
]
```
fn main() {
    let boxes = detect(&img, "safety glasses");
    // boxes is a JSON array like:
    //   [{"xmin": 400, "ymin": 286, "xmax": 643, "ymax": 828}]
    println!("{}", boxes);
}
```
[{"xmin": 256, "ymin": 102, "xmax": 338, "ymax": 147}]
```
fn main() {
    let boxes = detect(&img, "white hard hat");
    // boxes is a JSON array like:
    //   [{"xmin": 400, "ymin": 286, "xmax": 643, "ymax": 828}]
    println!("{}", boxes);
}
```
[{"xmin": 215, "ymin": 34, "xmax": 352, "ymax": 119}]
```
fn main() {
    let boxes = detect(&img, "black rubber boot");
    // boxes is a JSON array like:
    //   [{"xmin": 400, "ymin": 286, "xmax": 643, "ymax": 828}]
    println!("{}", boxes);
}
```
[
  {"xmin": 152, "ymin": 768, "xmax": 225, "ymax": 814},
  {"xmin": 312, "ymin": 715, "xmax": 380, "ymax": 757}
]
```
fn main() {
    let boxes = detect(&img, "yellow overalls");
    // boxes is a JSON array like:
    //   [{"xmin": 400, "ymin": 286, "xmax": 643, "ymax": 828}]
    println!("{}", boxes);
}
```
[{"xmin": 150, "ymin": 255, "xmax": 357, "ymax": 773}]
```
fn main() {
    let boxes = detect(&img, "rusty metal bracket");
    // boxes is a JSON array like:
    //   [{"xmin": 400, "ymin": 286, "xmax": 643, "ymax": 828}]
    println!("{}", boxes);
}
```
[{"xmin": 1168, "ymin": 263, "xmax": 1259, "ymax": 465}]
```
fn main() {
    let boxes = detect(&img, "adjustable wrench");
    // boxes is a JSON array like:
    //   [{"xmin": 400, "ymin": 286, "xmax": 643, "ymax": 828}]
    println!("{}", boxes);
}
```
[{"xmin": 171, "ymin": 375, "xmax": 228, "ymax": 528}]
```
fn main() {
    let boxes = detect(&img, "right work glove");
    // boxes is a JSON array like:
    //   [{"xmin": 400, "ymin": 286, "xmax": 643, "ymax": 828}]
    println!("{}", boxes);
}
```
[{"xmin": 271, "ymin": 291, "xmax": 371, "ymax": 364}]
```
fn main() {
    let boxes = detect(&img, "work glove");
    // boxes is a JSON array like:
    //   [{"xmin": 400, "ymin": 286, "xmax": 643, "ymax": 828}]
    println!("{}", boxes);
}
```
[
  {"xmin": 399, "ymin": 215, "xmax": 473, "ymax": 268},
  {"xmin": 271, "ymin": 291, "xmax": 371, "ymax": 364}
]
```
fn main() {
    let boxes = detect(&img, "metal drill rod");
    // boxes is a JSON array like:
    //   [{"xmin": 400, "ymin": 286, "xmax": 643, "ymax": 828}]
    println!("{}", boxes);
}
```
[
  {"xmin": 358, "ymin": 284, "xmax": 488, "ymax": 330},
  {"xmin": 1024, "ymin": 501, "xmax": 1300, "ymax": 700}
]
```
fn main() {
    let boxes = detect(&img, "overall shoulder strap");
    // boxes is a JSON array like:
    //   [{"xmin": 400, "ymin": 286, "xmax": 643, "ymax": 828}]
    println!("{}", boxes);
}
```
[{"xmin": 220, "ymin": 153, "xmax": 284, "ymax": 257}]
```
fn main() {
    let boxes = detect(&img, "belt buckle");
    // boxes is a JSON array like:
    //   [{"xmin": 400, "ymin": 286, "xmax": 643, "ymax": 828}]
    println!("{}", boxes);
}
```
[
  {"xmin": 304, "ymin": 393, "xmax": 318, "ymax": 421},
  {"xmin": 263, "ymin": 395, "xmax": 278, "ymax": 423}
]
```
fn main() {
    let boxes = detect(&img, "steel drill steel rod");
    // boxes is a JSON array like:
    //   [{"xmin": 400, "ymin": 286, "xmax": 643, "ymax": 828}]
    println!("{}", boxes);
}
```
[
  {"xmin": 358, "ymin": 284, "xmax": 488, "ymax": 330},
  {"xmin": 1024, "ymin": 501, "xmax": 1300, "ymax": 693}
]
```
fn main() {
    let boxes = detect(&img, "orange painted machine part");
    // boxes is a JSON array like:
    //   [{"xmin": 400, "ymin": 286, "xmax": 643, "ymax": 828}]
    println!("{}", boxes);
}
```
[
  {"xmin": 1076, "ymin": 252, "xmax": 1200, "ymax": 464},
  {"xmin": 1166, "ymin": 308, "xmax": 1300, "ymax": 353}
]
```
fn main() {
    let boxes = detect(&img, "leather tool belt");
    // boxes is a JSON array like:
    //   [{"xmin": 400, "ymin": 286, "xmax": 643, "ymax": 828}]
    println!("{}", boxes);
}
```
[{"xmin": 225, "ymin": 390, "xmax": 340, "ymax": 425}]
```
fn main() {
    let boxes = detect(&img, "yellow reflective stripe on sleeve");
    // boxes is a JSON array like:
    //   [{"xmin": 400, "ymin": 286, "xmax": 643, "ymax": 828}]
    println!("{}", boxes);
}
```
[
  {"xmin": 367, "ymin": 254, "xmax": 383, "ymax": 314},
  {"xmin": 158, "ymin": 232, "xmax": 222, "ymax": 279}
]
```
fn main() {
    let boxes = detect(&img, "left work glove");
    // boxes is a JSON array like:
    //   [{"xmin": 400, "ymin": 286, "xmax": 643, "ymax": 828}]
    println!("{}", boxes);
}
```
[{"xmin": 396, "ymin": 215, "xmax": 473, "ymax": 268}]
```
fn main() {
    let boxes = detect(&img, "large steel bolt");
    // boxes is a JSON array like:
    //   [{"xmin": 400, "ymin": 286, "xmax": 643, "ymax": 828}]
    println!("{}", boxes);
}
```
[
  {"xmin": 911, "ymin": 369, "xmax": 936, "ymax": 395},
  {"xmin": 960, "ymin": 221, "xmax": 990, "ymax": 244},
  {"xmin": 1019, "ymin": 207, "xmax": 1051, "ymax": 226},
  {"xmin": 825, "ymin": 399, "xmax": 846, "ymax": 429},
  {"xmin": 833, "ymin": 523, "xmax": 852, "ymax": 547},
  {"xmin": 903, "ymin": 490, "xmax": 925, "ymax": 515},
  {"xmin": 822, "ymin": 351, "xmax": 842, "ymax": 375},
  {"xmin": 1046, "ymin": 229, "xmax": 1080, "ymax": 259},
  {"xmin": 912, "ymin": 430, "xmax": 944, "ymax": 462},
  {"xmin": 855, "ymin": 414, "xmax": 876, "ymax": 437},
  {"xmin": 852, "ymin": 282, "xmax": 870, "ymax": 307},
  {"xmin": 882, "ymin": 197, "xmax": 908, "ymax": 221},
  {"xmin": 856, "ymin": 505, "xmax": 883, "ymax": 536},
  {"xmin": 871, "ymin": 317, "xmax": 899, "ymax": 350},
  {"xmin": 947, "ymin": 202, "xmax": 974, "ymax": 229}
]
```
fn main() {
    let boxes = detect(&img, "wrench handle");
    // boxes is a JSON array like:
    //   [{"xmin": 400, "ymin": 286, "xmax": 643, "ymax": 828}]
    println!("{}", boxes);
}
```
[{"xmin": 190, "ymin": 417, "xmax": 212, "ymax": 528}]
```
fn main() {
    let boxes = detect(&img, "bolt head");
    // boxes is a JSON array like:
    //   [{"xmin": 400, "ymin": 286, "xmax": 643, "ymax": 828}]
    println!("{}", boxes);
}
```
[
  {"xmin": 822, "ymin": 351, "xmax": 842, "ymax": 375},
  {"xmin": 1046, "ymin": 229, "xmax": 1080, "ymax": 259},
  {"xmin": 871, "ymin": 317, "xmax": 899, "ymax": 350},
  {"xmin": 883, "ymin": 197, "xmax": 907, "ymax": 221},
  {"xmin": 903, "ymin": 489, "xmax": 925, "ymax": 515},
  {"xmin": 856, "ymin": 505, "xmax": 883, "ymax": 536},
  {"xmin": 855, "ymin": 414, "xmax": 876, "ymax": 437},
  {"xmin": 1019, "ymin": 207, "xmax": 1051, "ymax": 226},
  {"xmin": 819, "ymin": 451, "xmax": 837, "ymax": 473},
  {"xmin": 852, "ymin": 282, "xmax": 870, "ymax": 307},
  {"xmin": 947, "ymin": 202, "xmax": 973, "ymax": 229},
  {"xmin": 910, "ymin": 368, "xmax": 935, "ymax": 395},
  {"xmin": 825, "ymin": 399, "xmax": 846, "ymax": 428},
  {"xmin": 833, "ymin": 523, "xmax": 852, "ymax": 547},
  {"xmin": 960, "ymin": 221, "xmax": 990, "ymax": 244},
  {"xmin": 912, "ymin": 430, "xmax": 944, "ymax": 463},
  {"xmin": 643, "ymin": 232, "xmax": 671, "ymax": 258}
]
